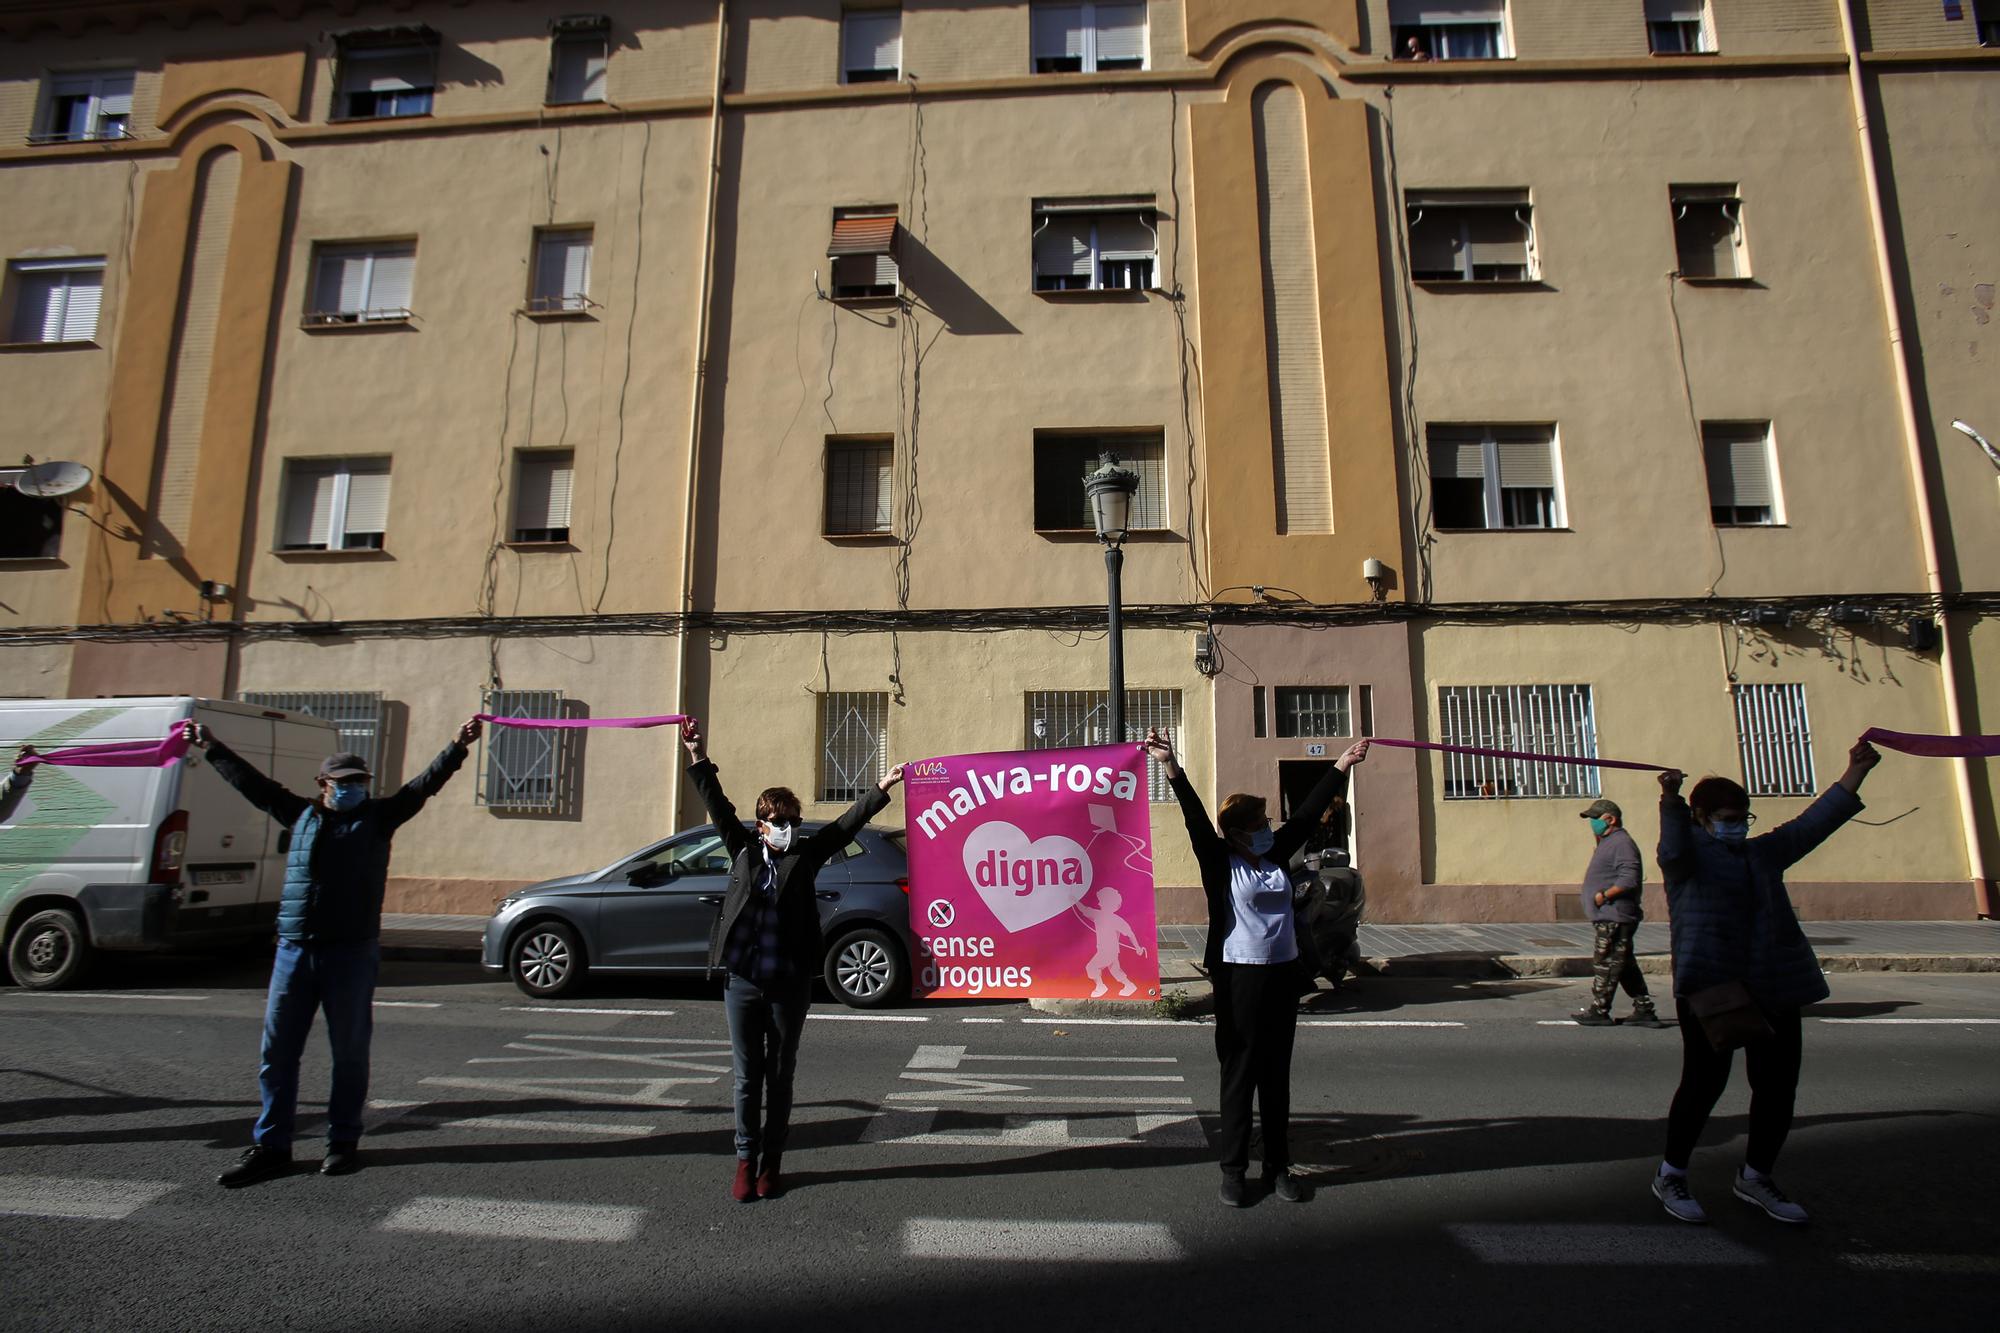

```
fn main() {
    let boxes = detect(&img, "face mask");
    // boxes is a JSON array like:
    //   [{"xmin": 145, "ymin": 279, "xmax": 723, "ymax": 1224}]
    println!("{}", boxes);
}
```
[
  {"xmin": 761, "ymin": 820, "xmax": 797, "ymax": 853},
  {"xmin": 328, "ymin": 782, "xmax": 368, "ymax": 812},
  {"xmin": 1589, "ymin": 817, "xmax": 1611, "ymax": 838},
  {"xmin": 1708, "ymin": 819, "xmax": 1749, "ymax": 845},
  {"xmin": 1245, "ymin": 829, "xmax": 1276, "ymax": 858}
]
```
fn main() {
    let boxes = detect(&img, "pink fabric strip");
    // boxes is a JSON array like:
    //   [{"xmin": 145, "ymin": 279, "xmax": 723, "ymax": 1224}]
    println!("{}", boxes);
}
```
[
  {"xmin": 21, "ymin": 733, "xmax": 193, "ymax": 769},
  {"xmin": 474, "ymin": 713, "xmax": 689, "ymax": 730},
  {"xmin": 1861, "ymin": 727, "xmax": 2000, "ymax": 759},
  {"xmin": 1363, "ymin": 736, "xmax": 1674, "ymax": 773}
]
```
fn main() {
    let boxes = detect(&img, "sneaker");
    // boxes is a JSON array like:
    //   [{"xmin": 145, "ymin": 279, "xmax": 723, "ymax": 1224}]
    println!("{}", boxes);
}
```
[
  {"xmin": 732, "ymin": 1158, "xmax": 757, "ymax": 1203},
  {"xmin": 1733, "ymin": 1172, "xmax": 1810, "ymax": 1225},
  {"xmin": 1572, "ymin": 1009, "xmax": 1616, "ymax": 1026},
  {"xmin": 1628, "ymin": 1004, "xmax": 1672, "ymax": 1029},
  {"xmin": 1218, "ymin": 1171, "xmax": 1247, "ymax": 1208},
  {"xmin": 1270, "ymin": 1170, "xmax": 1306, "ymax": 1204},
  {"xmin": 755, "ymin": 1154, "xmax": 784, "ymax": 1200},
  {"xmin": 1651, "ymin": 1171, "xmax": 1708, "ymax": 1224},
  {"xmin": 218, "ymin": 1144, "xmax": 291, "ymax": 1189},
  {"xmin": 320, "ymin": 1143, "xmax": 360, "ymax": 1177}
]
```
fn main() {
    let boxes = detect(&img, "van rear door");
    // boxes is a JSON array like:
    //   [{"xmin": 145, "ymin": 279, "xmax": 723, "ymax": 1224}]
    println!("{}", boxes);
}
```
[{"xmin": 177, "ymin": 709, "xmax": 276, "ymax": 936}]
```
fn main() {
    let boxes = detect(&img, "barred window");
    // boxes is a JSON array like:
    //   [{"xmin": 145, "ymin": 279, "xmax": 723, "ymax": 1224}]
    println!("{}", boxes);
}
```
[
  {"xmin": 1437, "ymin": 684, "xmax": 1599, "ymax": 800},
  {"xmin": 825, "ymin": 437, "xmax": 893, "ymax": 536},
  {"xmin": 1024, "ymin": 688, "xmax": 1182, "ymax": 801},
  {"xmin": 477, "ymin": 688, "xmax": 573, "ymax": 813},
  {"xmin": 238, "ymin": 691, "xmax": 386, "ymax": 778},
  {"xmin": 1032, "ymin": 432, "xmax": 1167, "ymax": 532},
  {"xmin": 1275, "ymin": 686, "xmax": 1349, "ymax": 739},
  {"xmin": 1734, "ymin": 683, "xmax": 1815, "ymax": 798},
  {"xmin": 819, "ymin": 691, "xmax": 889, "ymax": 803}
]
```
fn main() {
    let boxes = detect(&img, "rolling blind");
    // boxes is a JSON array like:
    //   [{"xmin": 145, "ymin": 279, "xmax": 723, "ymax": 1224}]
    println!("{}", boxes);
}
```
[
  {"xmin": 1033, "ymin": 6, "xmax": 1086, "ymax": 59},
  {"xmin": 344, "ymin": 47, "xmax": 432, "ymax": 93},
  {"xmin": 342, "ymin": 465, "xmax": 392, "ymax": 539},
  {"xmin": 1495, "ymin": 435, "xmax": 1554, "ymax": 488},
  {"xmin": 1705, "ymin": 428, "xmax": 1774, "ymax": 507},
  {"xmin": 1094, "ymin": 212, "xmax": 1153, "ymax": 261},
  {"xmin": 843, "ymin": 11, "xmax": 901, "ymax": 74},
  {"xmin": 534, "ymin": 231, "xmax": 592, "ymax": 304},
  {"xmin": 515, "ymin": 452, "xmax": 574, "ymax": 532},
  {"xmin": 367, "ymin": 248, "xmax": 416, "ymax": 310},
  {"xmin": 281, "ymin": 464, "xmax": 337, "ymax": 548},
  {"xmin": 1094, "ymin": 4, "xmax": 1147, "ymax": 63},
  {"xmin": 1427, "ymin": 432, "xmax": 1486, "ymax": 480},
  {"xmin": 1035, "ymin": 217, "xmax": 1093, "ymax": 279}
]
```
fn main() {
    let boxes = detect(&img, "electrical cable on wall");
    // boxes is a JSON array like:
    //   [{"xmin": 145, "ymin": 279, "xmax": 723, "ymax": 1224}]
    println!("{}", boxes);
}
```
[
  {"xmin": 1167, "ymin": 86, "xmax": 1211, "ymax": 602},
  {"xmin": 1666, "ymin": 270, "xmax": 1729, "ymax": 597},
  {"xmin": 1377, "ymin": 86, "xmax": 1434, "ymax": 605},
  {"xmin": 594, "ymin": 118, "xmax": 651, "ymax": 613}
]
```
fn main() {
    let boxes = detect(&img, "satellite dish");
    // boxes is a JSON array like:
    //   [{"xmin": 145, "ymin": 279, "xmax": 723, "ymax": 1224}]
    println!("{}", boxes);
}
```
[{"xmin": 13, "ymin": 461, "xmax": 94, "ymax": 498}]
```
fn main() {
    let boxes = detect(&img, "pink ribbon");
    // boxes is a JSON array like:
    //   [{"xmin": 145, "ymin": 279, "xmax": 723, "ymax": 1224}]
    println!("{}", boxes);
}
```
[
  {"xmin": 20, "ymin": 732, "xmax": 192, "ymax": 769},
  {"xmin": 1363, "ymin": 737, "xmax": 1674, "ymax": 773},
  {"xmin": 1861, "ymin": 727, "xmax": 2000, "ymax": 760},
  {"xmin": 475, "ymin": 713, "xmax": 689, "ymax": 730}
]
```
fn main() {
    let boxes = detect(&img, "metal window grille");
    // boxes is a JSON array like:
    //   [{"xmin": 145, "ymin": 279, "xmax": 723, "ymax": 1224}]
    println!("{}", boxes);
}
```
[
  {"xmin": 1032, "ymin": 434, "xmax": 1167, "ymax": 531},
  {"xmin": 478, "ymin": 688, "xmax": 570, "ymax": 812},
  {"xmin": 1024, "ymin": 688, "xmax": 1182, "ymax": 801},
  {"xmin": 825, "ymin": 438, "xmax": 893, "ymax": 535},
  {"xmin": 238, "ymin": 691, "xmax": 386, "ymax": 777},
  {"xmin": 1734, "ymin": 683, "xmax": 1815, "ymax": 797},
  {"xmin": 1437, "ymin": 685, "xmax": 1600, "ymax": 800},
  {"xmin": 1275, "ymin": 686, "xmax": 1349, "ymax": 738},
  {"xmin": 819, "ymin": 691, "xmax": 889, "ymax": 803}
]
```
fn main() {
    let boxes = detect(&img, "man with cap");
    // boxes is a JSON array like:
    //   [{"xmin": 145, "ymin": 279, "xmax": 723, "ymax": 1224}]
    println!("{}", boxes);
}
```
[
  {"xmin": 1573, "ymin": 797, "xmax": 1665, "ymax": 1028},
  {"xmin": 179, "ymin": 714, "xmax": 482, "ymax": 1186}
]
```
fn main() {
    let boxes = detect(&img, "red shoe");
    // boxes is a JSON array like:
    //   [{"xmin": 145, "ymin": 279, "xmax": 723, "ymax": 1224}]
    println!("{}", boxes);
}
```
[
  {"xmin": 731, "ymin": 1158, "xmax": 757, "ymax": 1203},
  {"xmin": 756, "ymin": 1155, "xmax": 783, "ymax": 1199}
]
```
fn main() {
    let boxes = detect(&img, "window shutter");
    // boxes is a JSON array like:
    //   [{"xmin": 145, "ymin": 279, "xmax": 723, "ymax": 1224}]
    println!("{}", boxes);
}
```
[
  {"xmin": 535, "ymin": 232, "xmax": 590, "ymax": 305},
  {"xmin": 12, "ymin": 273, "xmax": 57, "ymax": 342},
  {"xmin": 515, "ymin": 453, "xmax": 573, "ymax": 532},
  {"xmin": 550, "ymin": 36, "xmax": 608, "ymax": 103},
  {"xmin": 349, "ymin": 48, "xmax": 431, "ymax": 93},
  {"xmin": 1033, "ymin": 6, "xmax": 1086, "ymax": 59},
  {"xmin": 58, "ymin": 270, "xmax": 102, "ymax": 341},
  {"xmin": 1094, "ymin": 212, "xmax": 1153, "ymax": 260},
  {"xmin": 1464, "ymin": 207, "xmax": 1530, "ymax": 268},
  {"xmin": 282, "ymin": 464, "xmax": 337, "ymax": 548},
  {"xmin": 1427, "ymin": 435, "xmax": 1486, "ymax": 479},
  {"xmin": 1094, "ymin": 4, "xmax": 1147, "ymax": 63},
  {"xmin": 1408, "ymin": 210, "xmax": 1461, "ymax": 276},
  {"xmin": 367, "ymin": 248, "xmax": 416, "ymax": 311},
  {"xmin": 561, "ymin": 236, "xmax": 591, "ymax": 300},
  {"xmin": 1125, "ymin": 442, "xmax": 1165, "ymax": 529},
  {"xmin": 1035, "ymin": 216, "xmax": 1092, "ymax": 279},
  {"xmin": 1707, "ymin": 429, "xmax": 1773, "ymax": 509},
  {"xmin": 96, "ymin": 75, "xmax": 133, "ymax": 118},
  {"xmin": 578, "ymin": 50, "xmax": 608, "ymax": 101},
  {"xmin": 342, "ymin": 465, "xmax": 392, "ymax": 539},
  {"xmin": 1495, "ymin": 436, "xmax": 1554, "ymax": 488},
  {"xmin": 1403, "ymin": 3, "xmax": 1505, "ymax": 20},
  {"xmin": 845, "ymin": 12, "xmax": 901, "ymax": 74}
]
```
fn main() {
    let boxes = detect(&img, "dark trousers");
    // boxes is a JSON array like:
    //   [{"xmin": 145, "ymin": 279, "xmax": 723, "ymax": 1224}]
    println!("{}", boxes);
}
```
[
  {"xmin": 1663, "ymin": 1002, "xmax": 1803, "ymax": 1173},
  {"xmin": 724, "ymin": 972, "xmax": 811, "ymax": 1162},
  {"xmin": 254, "ymin": 938, "xmax": 380, "ymax": 1151},
  {"xmin": 1588, "ymin": 921, "xmax": 1652, "ymax": 1013},
  {"xmin": 1211, "ymin": 960, "xmax": 1298, "ymax": 1175}
]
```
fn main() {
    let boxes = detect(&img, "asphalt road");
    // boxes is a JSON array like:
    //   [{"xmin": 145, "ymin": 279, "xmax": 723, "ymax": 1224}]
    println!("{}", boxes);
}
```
[{"xmin": 4, "ymin": 956, "xmax": 1997, "ymax": 1331}]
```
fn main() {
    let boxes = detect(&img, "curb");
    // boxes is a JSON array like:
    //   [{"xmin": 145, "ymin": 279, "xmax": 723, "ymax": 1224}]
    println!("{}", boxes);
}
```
[{"xmin": 380, "ymin": 942, "xmax": 484, "ymax": 963}]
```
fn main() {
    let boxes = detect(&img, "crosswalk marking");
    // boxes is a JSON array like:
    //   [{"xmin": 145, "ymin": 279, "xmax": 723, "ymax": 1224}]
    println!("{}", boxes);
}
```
[
  {"xmin": 903, "ymin": 1218, "xmax": 1184, "ymax": 1262},
  {"xmin": 502, "ymin": 1007, "xmax": 676, "ymax": 1017},
  {"xmin": 861, "ymin": 1108, "xmax": 1207, "ymax": 1148},
  {"xmin": 380, "ymin": 1196, "xmax": 645, "ymax": 1243},
  {"xmin": 1840, "ymin": 1252, "xmax": 2000, "ymax": 1273},
  {"xmin": 1817, "ymin": 1018, "xmax": 2000, "ymax": 1025},
  {"xmin": 1304, "ymin": 1020, "xmax": 1466, "ymax": 1028},
  {"xmin": 0, "ymin": 992, "xmax": 208, "ymax": 1002},
  {"xmin": 0, "ymin": 1176, "xmax": 178, "ymax": 1221},
  {"xmin": 1449, "ymin": 1223, "xmax": 1765, "ymax": 1266}
]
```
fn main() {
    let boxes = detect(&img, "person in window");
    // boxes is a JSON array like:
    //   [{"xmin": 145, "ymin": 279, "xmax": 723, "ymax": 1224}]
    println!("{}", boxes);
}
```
[
  {"xmin": 679, "ymin": 717, "xmax": 905, "ymax": 1202},
  {"xmin": 1648, "ymin": 739, "xmax": 1880, "ymax": 1227},
  {"xmin": 1570, "ymin": 798, "xmax": 1665, "ymax": 1028},
  {"xmin": 1402, "ymin": 34, "xmax": 1433, "ymax": 61},
  {"xmin": 182, "ymin": 716, "xmax": 481, "ymax": 1188},
  {"xmin": 1144, "ymin": 728, "xmax": 1369, "ymax": 1207}
]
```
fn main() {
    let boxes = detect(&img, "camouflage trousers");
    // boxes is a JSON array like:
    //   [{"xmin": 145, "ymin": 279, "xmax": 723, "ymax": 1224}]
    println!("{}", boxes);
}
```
[{"xmin": 1589, "ymin": 920, "xmax": 1654, "ymax": 1015}]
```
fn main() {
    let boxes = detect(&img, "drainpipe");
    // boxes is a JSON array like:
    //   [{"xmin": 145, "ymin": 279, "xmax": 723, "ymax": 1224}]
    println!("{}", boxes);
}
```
[
  {"xmin": 1837, "ymin": 0, "xmax": 1994, "ymax": 917},
  {"xmin": 669, "ymin": 0, "xmax": 729, "ymax": 829}
]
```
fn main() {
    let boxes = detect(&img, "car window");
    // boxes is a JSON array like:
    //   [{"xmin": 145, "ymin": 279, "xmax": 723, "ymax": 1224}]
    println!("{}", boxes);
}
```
[{"xmin": 633, "ymin": 833, "xmax": 731, "ymax": 876}]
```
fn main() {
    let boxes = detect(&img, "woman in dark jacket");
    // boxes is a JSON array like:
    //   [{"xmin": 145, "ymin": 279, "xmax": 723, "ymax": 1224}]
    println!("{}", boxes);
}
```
[
  {"xmin": 1649, "ymin": 737, "xmax": 1880, "ymax": 1228},
  {"xmin": 1143, "ymin": 728, "xmax": 1369, "ymax": 1207}
]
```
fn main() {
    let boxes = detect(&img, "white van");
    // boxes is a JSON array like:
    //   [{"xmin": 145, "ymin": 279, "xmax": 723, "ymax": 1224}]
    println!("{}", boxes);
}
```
[{"xmin": 0, "ymin": 697, "xmax": 337, "ymax": 989}]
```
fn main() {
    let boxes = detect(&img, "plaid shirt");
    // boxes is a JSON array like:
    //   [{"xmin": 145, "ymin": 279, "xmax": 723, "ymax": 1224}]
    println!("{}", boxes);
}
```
[{"xmin": 722, "ymin": 853, "xmax": 793, "ymax": 986}]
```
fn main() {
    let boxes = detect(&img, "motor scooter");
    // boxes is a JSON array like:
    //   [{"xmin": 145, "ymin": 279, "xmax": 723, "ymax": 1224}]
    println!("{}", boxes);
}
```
[{"xmin": 1294, "ymin": 846, "xmax": 1366, "ymax": 991}]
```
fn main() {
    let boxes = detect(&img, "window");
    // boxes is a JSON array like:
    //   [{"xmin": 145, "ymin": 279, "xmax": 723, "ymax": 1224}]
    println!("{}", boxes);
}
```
[
  {"xmin": 1671, "ymin": 185, "xmax": 1746, "ymax": 279},
  {"xmin": 1275, "ymin": 687, "xmax": 1350, "ymax": 739},
  {"xmin": 1407, "ymin": 191, "xmax": 1535, "ymax": 282},
  {"xmin": 238, "ymin": 691, "xmax": 386, "ymax": 778},
  {"xmin": 1437, "ymin": 684, "xmax": 1599, "ymax": 800},
  {"xmin": 1032, "ymin": 198, "xmax": 1156, "ymax": 292},
  {"xmin": 1427, "ymin": 425, "xmax": 1561, "ymax": 530},
  {"xmin": 6, "ymin": 258, "xmax": 104, "ymax": 344},
  {"xmin": 0, "ymin": 470, "xmax": 63, "ymax": 559},
  {"xmin": 827, "ymin": 207, "xmax": 899, "ymax": 300},
  {"xmin": 1703, "ymin": 422, "xmax": 1780, "ymax": 526},
  {"xmin": 36, "ymin": 71, "xmax": 133, "ymax": 143},
  {"xmin": 1391, "ymin": 2, "xmax": 1509, "ymax": 60},
  {"xmin": 547, "ymin": 15, "xmax": 609, "ymax": 104},
  {"xmin": 512, "ymin": 450, "xmax": 573, "ymax": 543},
  {"xmin": 819, "ymin": 691, "xmax": 889, "ymax": 803},
  {"xmin": 528, "ymin": 227, "xmax": 592, "ymax": 313},
  {"xmin": 335, "ymin": 29, "xmax": 438, "ymax": 120},
  {"xmin": 306, "ymin": 242, "xmax": 415, "ymax": 325},
  {"xmin": 1252, "ymin": 686, "xmax": 1267, "ymax": 738},
  {"xmin": 279, "ymin": 458, "xmax": 391, "ymax": 551},
  {"xmin": 1981, "ymin": 1, "xmax": 2000, "ymax": 45},
  {"xmin": 1033, "ymin": 432, "xmax": 1166, "ymax": 532},
  {"xmin": 1646, "ymin": 1, "xmax": 1715, "ymax": 54},
  {"xmin": 1026, "ymin": 689, "xmax": 1182, "ymax": 801},
  {"xmin": 842, "ymin": 8, "xmax": 902, "ymax": 83},
  {"xmin": 478, "ymin": 688, "xmax": 572, "ymax": 812},
  {"xmin": 1734, "ymin": 683, "xmax": 1814, "ymax": 798},
  {"xmin": 1032, "ymin": 3, "xmax": 1147, "ymax": 74},
  {"xmin": 825, "ymin": 437, "xmax": 893, "ymax": 536}
]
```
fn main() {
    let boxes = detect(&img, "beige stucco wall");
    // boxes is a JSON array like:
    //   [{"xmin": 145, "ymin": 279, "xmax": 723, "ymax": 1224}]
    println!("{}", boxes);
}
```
[{"xmin": 0, "ymin": 644, "xmax": 74, "ymax": 698}]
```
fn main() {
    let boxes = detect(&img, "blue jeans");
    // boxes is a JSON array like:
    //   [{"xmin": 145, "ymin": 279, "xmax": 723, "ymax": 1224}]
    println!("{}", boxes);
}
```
[
  {"xmin": 253, "ymin": 938, "xmax": 380, "ymax": 1151},
  {"xmin": 723, "ymin": 973, "xmax": 811, "ymax": 1162}
]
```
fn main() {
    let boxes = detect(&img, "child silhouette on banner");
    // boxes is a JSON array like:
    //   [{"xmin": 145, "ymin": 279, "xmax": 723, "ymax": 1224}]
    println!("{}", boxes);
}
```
[{"xmin": 1076, "ymin": 886, "xmax": 1147, "ymax": 998}]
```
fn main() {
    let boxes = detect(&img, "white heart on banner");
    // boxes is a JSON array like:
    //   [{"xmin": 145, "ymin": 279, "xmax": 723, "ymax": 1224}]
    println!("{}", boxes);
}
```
[{"xmin": 960, "ymin": 820, "xmax": 1094, "ymax": 934}]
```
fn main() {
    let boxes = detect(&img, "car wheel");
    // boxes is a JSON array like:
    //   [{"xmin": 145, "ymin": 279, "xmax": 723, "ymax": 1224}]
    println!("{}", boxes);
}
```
[
  {"xmin": 510, "ymin": 920, "xmax": 586, "ymax": 998},
  {"xmin": 7, "ymin": 908, "xmax": 91, "ymax": 990},
  {"xmin": 824, "ymin": 926, "xmax": 906, "ymax": 1009}
]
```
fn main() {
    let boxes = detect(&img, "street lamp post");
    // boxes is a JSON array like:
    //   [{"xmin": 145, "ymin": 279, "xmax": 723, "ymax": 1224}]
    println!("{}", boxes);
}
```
[{"xmin": 1085, "ymin": 453, "xmax": 1142, "ymax": 747}]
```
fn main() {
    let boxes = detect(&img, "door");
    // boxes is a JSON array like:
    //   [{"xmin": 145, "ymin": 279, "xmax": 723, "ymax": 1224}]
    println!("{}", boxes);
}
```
[
  {"xmin": 1277, "ymin": 759, "xmax": 1355, "ymax": 867},
  {"xmin": 592, "ymin": 832, "xmax": 734, "ymax": 970},
  {"xmin": 176, "ymin": 710, "xmax": 276, "ymax": 933}
]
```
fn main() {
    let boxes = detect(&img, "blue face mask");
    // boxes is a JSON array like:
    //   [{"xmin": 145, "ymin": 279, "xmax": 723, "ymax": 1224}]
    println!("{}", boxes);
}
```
[
  {"xmin": 1589, "ymin": 817, "xmax": 1611, "ymax": 837},
  {"xmin": 1708, "ymin": 818, "xmax": 1749, "ymax": 844},
  {"xmin": 1246, "ymin": 829, "xmax": 1276, "ymax": 858},
  {"xmin": 328, "ymin": 782, "xmax": 368, "ymax": 812}
]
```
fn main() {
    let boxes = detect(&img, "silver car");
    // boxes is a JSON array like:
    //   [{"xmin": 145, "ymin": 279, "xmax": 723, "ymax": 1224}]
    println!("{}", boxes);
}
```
[{"xmin": 480, "ymin": 823, "xmax": 916, "ymax": 1009}]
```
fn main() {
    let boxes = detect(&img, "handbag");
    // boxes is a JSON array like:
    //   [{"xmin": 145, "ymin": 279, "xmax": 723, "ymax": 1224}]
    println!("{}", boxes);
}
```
[{"xmin": 1685, "ymin": 981, "xmax": 1773, "ymax": 1052}]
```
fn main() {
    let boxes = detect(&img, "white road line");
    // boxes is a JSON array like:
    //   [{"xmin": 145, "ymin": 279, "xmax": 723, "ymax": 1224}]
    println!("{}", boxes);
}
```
[
  {"xmin": 1020, "ymin": 1017, "xmax": 1192, "ymax": 1027},
  {"xmin": 380, "ymin": 1196, "xmax": 645, "ymax": 1243},
  {"xmin": 960, "ymin": 1017, "xmax": 1004, "ymax": 1023},
  {"xmin": 0, "ymin": 992, "xmax": 209, "ymax": 1002},
  {"xmin": 1303, "ymin": 1020, "xmax": 1466, "ymax": 1028},
  {"xmin": 807, "ymin": 1012, "xmax": 929, "ymax": 1022},
  {"xmin": 1449, "ymin": 1224, "xmax": 1765, "ymax": 1267},
  {"xmin": 903, "ymin": 1218, "xmax": 1184, "ymax": 1263},
  {"xmin": 1839, "ymin": 1252, "xmax": 2000, "ymax": 1274},
  {"xmin": 440, "ymin": 1117, "xmax": 657, "ymax": 1137},
  {"xmin": 503, "ymin": 1007, "xmax": 675, "ymax": 1017},
  {"xmin": 1817, "ymin": 1018, "xmax": 2000, "ymax": 1025},
  {"xmin": 887, "ymin": 1093, "xmax": 1196, "ymax": 1106},
  {"xmin": 908, "ymin": 1045, "xmax": 1176, "ymax": 1069},
  {"xmin": 373, "ymin": 1000, "xmax": 442, "ymax": 1009},
  {"xmin": 0, "ymin": 1176, "xmax": 178, "ymax": 1221},
  {"xmin": 524, "ymin": 1034, "xmax": 731, "ymax": 1046},
  {"xmin": 420, "ymin": 1076, "xmax": 708, "ymax": 1107}
]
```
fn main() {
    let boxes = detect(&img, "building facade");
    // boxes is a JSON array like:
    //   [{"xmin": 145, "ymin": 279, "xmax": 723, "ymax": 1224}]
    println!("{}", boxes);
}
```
[{"xmin": 1, "ymin": 0, "xmax": 1994, "ymax": 923}]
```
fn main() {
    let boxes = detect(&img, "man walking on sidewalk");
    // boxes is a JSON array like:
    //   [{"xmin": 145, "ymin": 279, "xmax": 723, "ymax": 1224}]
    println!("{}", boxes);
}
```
[{"xmin": 1572, "ymin": 798, "xmax": 1666, "ymax": 1028}]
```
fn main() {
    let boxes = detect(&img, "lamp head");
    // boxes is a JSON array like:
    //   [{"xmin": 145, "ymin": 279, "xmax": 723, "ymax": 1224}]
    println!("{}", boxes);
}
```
[{"xmin": 1083, "ymin": 453, "xmax": 1142, "ymax": 546}]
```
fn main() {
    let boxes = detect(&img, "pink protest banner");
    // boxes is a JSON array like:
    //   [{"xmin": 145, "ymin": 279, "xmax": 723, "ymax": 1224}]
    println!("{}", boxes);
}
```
[
  {"xmin": 1861, "ymin": 727, "xmax": 2000, "ymax": 760},
  {"xmin": 904, "ymin": 744, "xmax": 1158, "ymax": 1001},
  {"xmin": 21, "ymin": 733, "xmax": 191, "ymax": 770},
  {"xmin": 475, "ymin": 713, "xmax": 689, "ymax": 729}
]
